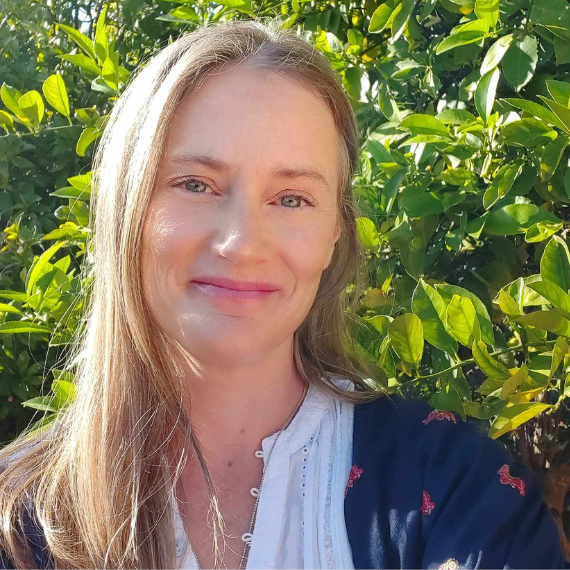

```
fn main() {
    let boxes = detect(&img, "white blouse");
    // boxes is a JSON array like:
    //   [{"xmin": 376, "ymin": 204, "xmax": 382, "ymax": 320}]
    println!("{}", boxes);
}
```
[{"xmin": 173, "ymin": 378, "xmax": 356, "ymax": 569}]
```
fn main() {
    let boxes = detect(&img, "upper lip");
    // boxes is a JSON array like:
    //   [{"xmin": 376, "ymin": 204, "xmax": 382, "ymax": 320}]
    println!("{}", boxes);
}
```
[{"xmin": 192, "ymin": 277, "xmax": 279, "ymax": 291}]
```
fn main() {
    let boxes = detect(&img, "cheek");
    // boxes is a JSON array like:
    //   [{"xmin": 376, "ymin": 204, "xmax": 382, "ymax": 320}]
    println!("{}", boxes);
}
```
[
  {"xmin": 283, "ymin": 216, "xmax": 337, "ymax": 274},
  {"xmin": 140, "ymin": 204, "xmax": 191, "ymax": 298}
]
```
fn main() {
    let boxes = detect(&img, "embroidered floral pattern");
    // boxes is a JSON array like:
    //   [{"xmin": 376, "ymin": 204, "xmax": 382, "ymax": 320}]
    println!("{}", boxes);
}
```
[
  {"xmin": 422, "ymin": 410, "xmax": 457, "ymax": 425},
  {"xmin": 421, "ymin": 490, "xmax": 436, "ymax": 515},
  {"xmin": 345, "ymin": 464, "xmax": 363, "ymax": 497},
  {"xmin": 498, "ymin": 464, "xmax": 526, "ymax": 496},
  {"xmin": 438, "ymin": 558, "xmax": 460, "ymax": 570}
]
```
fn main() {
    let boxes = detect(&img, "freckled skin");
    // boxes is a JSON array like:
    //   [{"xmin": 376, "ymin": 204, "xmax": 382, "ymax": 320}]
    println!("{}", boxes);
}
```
[{"xmin": 140, "ymin": 65, "xmax": 342, "ymax": 368}]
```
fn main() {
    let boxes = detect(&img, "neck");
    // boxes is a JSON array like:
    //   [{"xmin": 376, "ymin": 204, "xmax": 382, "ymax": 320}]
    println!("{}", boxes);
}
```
[{"xmin": 177, "ymin": 338, "xmax": 307, "ymax": 470}]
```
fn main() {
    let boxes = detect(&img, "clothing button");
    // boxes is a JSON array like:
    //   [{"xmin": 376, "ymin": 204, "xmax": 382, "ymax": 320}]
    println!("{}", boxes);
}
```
[
  {"xmin": 241, "ymin": 532, "xmax": 253, "ymax": 544},
  {"xmin": 254, "ymin": 450, "xmax": 264, "ymax": 458},
  {"xmin": 250, "ymin": 487, "xmax": 260, "ymax": 497}
]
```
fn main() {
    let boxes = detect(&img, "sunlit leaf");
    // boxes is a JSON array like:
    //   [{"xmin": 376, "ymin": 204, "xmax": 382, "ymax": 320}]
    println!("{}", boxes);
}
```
[{"xmin": 388, "ymin": 313, "xmax": 424, "ymax": 368}]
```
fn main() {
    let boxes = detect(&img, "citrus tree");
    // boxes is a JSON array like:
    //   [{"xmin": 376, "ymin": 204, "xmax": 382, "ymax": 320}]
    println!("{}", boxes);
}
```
[{"xmin": 1, "ymin": 0, "xmax": 570, "ymax": 553}]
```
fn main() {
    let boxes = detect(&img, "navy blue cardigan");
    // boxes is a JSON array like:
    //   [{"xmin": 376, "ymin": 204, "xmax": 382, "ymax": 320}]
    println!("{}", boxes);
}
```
[{"xmin": 2, "ymin": 396, "xmax": 568, "ymax": 569}]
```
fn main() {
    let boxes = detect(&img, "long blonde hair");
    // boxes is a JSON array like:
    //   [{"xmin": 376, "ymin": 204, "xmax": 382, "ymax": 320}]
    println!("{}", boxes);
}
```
[{"xmin": 0, "ymin": 19, "xmax": 383, "ymax": 569}]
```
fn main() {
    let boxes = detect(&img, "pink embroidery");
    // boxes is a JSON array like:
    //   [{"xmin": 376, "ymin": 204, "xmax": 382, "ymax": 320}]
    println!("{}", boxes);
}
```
[
  {"xmin": 498, "ymin": 464, "xmax": 525, "ymax": 496},
  {"xmin": 421, "ymin": 490, "xmax": 436, "ymax": 515},
  {"xmin": 423, "ymin": 410, "xmax": 457, "ymax": 425},
  {"xmin": 345, "ymin": 464, "xmax": 364, "ymax": 497}
]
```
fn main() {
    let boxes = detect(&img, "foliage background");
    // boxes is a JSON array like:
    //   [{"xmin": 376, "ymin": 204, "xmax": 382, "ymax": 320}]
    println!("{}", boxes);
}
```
[{"xmin": 1, "ymin": 0, "xmax": 570, "ymax": 556}]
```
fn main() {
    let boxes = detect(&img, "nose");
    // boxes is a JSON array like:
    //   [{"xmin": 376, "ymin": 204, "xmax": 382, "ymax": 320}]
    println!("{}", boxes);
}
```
[{"xmin": 211, "ymin": 189, "xmax": 272, "ymax": 266}]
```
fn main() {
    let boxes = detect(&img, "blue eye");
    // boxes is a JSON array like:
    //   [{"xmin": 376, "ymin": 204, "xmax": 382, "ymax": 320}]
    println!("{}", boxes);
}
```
[
  {"xmin": 280, "ymin": 192, "xmax": 315, "ymax": 209},
  {"xmin": 184, "ymin": 179, "xmax": 209, "ymax": 193},
  {"xmin": 281, "ymin": 194, "xmax": 302, "ymax": 208}
]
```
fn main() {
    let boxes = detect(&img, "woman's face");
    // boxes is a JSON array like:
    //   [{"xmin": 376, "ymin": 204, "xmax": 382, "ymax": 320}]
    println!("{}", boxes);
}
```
[{"xmin": 140, "ymin": 64, "xmax": 342, "ymax": 366}]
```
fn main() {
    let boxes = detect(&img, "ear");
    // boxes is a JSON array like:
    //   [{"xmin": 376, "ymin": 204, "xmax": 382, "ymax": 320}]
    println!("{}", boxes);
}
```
[{"xmin": 324, "ymin": 220, "xmax": 342, "ymax": 270}]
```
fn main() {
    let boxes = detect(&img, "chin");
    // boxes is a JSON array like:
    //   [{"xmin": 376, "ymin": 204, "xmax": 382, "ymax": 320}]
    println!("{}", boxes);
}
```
[{"xmin": 177, "ymin": 329, "xmax": 273, "ymax": 363}]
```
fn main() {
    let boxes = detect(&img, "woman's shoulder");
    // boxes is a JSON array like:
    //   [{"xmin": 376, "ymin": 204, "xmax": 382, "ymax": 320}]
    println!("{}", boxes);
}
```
[
  {"xmin": 352, "ymin": 392, "xmax": 468, "ymax": 443},
  {"xmin": 348, "ymin": 394, "xmax": 569, "ymax": 569},
  {"xmin": 352, "ymin": 393, "xmax": 524, "ymax": 483}
]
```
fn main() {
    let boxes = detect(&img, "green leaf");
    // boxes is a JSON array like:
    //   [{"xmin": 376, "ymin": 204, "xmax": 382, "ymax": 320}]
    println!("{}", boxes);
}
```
[
  {"xmin": 551, "ymin": 336, "xmax": 568, "ymax": 378},
  {"xmin": 412, "ymin": 279, "xmax": 458, "ymax": 355},
  {"xmin": 472, "ymin": 340, "xmax": 510, "ymax": 379},
  {"xmin": 483, "ymin": 161, "xmax": 524, "ymax": 209},
  {"xmin": 489, "ymin": 403, "xmax": 552, "ymax": 439},
  {"xmin": 50, "ymin": 186, "xmax": 91, "ymax": 200},
  {"xmin": 365, "ymin": 315, "xmax": 393, "ymax": 335},
  {"xmin": 541, "ymin": 97, "xmax": 570, "ymax": 133},
  {"xmin": 52, "ymin": 378, "xmax": 77, "ymax": 408},
  {"xmin": 95, "ymin": 4, "xmax": 109, "ymax": 64},
  {"xmin": 102, "ymin": 57, "xmax": 119, "ymax": 90},
  {"xmin": 388, "ymin": 313, "xmax": 424, "ymax": 368},
  {"xmin": 481, "ymin": 34, "xmax": 513, "ymax": 75},
  {"xmin": 0, "ymin": 84, "xmax": 24, "ymax": 118},
  {"xmin": 436, "ymin": 30, "xmax": 488, "ymax": 54},
  {"xmin": 501, "ymin": 99, "xmax": 569, "ymax": 133},
  {"xmin": 502, "ymin": 35, "xmax": 538, "ymax": 92},
  {"xmin": 0, "ymin": 303, "xmax": 22, "ymax": 315},
  {"xmin": 445, "ymin": 211, "xmax": 467, "ymax": 251},
  {"xmin": 59, "ymin": 54, "xmax": 102, "ymax": 76},
  {"xmin": 20, "ymin": 396, "xmax": 59, "ymax": 413},
  {"xmin": 476, "ymin": 376, "xmax": 505, "ymax": 395},
  {"xmin": 529, "ymin": 0, "xmax": 570, "ymax": 36},
  {"xmin": 377, "ymin": 84, "xmax": 400, "ymax": 121},
  {"xmin": 546, "ymin": 80, "xmax": 570, "ymax": 106},
  {"xmin": 18, "ymin": 90, "xmax": 44, "ymax": 126},
  {"xmin": 356, "ymin": 217, "xmax": 380, "ymax": 248},
  {"xmin": 541, "ymin": 235, "xmax": 570, "ymax": 292},
  {"xmin": 497, "ymin": 289, "xmax": 521, "ymax": 316},
  {"xmin": 501, "ymin": 118, "xmax": 557, "ymax": 148},
  {"xmin": 216, "ymin": 0, "xmax": 248, "ymax": 7},
  {"xmin": 527, "ymin": 281, "xmax": 570, "ymax": 319},
  {"xmin": 42, "ymin": 74, "xmax": 70, "ymax": 119},
  {"xmin": 400, "ymin": 191, "xmax": 444, "ymax": 217},
  {"xmin": 436, "ymin": 284, "xmax": 494, "ymax": 344},
  {"xmin": 391, "ymin": 0, "xmax": 418, "ymax": 42},
  {"xmin": 475, "ymin": 67, "xmax": 500, "ymax": 124},
  {"xmin": 541, "ymin": 136, "xmax": 569, "ymax": 181},
  {"xmin": 369, "ymin": 4, "xmax": 393, "ymax": 32},
  {"xmin": 57, "ymin": 24, "xmax": 97, "ymax": 61},
  {"xmin": 515, "ymin": 310, "xmax": 570, "ymax": 337},
  {"xmin": 475, "ymin": 0, "xmax": 499, "ymax": 27},
  {"xmin": 399, "ymin": 114, "xmax": 450, "ymax": 137},
  {"xmin": 484, "ymin": 204, "xmax": 561, "ymax": 235},
  {"xmin": 0, "ymin": 290, "xmax": 27, "ymax": 302},
  {"xmin": 525, "ymin": 221, "xmax": 563, "ymax": 243},
  {"xmin": 446, "ymin": 294, "xmax": 481, "ymax": 347},
  {"xmin": 501, "ymin": 364, "xmax": 528, "ymax": 399},
  {"xmin": 0, "ymin": 322, "xmax": 52, "ymax": 334},
  {"xmin": 431, "ymin": 384, "xmax": 466, "ymax": 420},
  {"xmin": 76, "ymin": 127, "xmax": 99, "ymax": 156},
  {"xmin": 466, "ymin": 212, "xmax": 489, "ymax": 239},
  {"xmin": 436, "ymin": 109, "xmax": 476, "ymax": 124},
  {"xmin": 466, "ymin": 397, "xmax": 506, "ymax": 418},
  {"xmin": 26, "ymin": 241, "xmax": 68, "ymax": 297},
  {"xmin": 42, "ymin": 223, "xmax": 83, "ymax": 241},
  {"xmin": 554, "ymin": 36, "xmax": 570, "ymax": 65},
  {"xmin": 380, "ymin": 167, "xmax": 407, "ymax": 214},
  {"xmin": 0, "ymin": 110, "xmax": 14, "ymax": 131}
]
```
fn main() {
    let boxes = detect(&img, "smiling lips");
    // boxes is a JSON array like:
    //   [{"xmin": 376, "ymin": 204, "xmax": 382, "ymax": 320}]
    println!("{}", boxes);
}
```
[{"xmin": 191, "ymin": 277, "xmax": 278, "ymax": 300}]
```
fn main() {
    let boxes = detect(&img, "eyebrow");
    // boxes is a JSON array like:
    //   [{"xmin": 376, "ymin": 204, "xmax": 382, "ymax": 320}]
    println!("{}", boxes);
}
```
[{"xmin": 167, "ymin": 154, "xmax": 331, "ymax": 193}]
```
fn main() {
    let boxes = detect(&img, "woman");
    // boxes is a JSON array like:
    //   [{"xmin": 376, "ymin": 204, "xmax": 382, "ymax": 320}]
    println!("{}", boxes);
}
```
[{"xmin": 0, "ymin": 19, "xmax": 567, "ymax": 570}]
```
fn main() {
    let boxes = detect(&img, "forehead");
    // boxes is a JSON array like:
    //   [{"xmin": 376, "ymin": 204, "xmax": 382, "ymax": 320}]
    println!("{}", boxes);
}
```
[{"xmin": 162, "ymin": 64, "xmax": 341, "ymax": 188}]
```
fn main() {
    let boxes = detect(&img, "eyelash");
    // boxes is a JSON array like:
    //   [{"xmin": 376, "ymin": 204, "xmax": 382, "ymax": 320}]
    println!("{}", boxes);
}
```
[{"xmin": 173, "ymin": 177, "xmax": 317, "ymax": 209}]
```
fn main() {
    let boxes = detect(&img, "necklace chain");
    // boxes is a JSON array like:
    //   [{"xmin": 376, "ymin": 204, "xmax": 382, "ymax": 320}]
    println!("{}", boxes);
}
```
[{"xmin": 188, "ymin": 382, "xmax": 309, "ymax": 570}]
